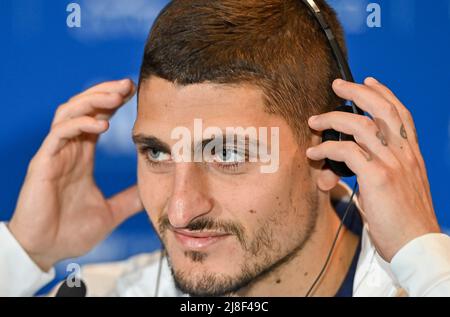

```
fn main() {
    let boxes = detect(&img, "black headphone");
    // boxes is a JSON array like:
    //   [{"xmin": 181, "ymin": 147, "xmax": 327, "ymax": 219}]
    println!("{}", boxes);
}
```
[{"xmin": 301, "ymin": 0, "xmax": 364, "ymax": 177}]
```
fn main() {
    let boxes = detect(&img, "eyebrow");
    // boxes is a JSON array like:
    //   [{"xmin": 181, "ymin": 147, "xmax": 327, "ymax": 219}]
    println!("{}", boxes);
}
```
[
  {"xmin": 132, "ymin": 134, "xmax": 171, "ymax": 153},
  {"xmin": 200, "ymin": 135, "xmax": 260, "ymax": 149},
  {"xmin": 132, "ymin": 133, "xmax": 265, "ymax": 154}
]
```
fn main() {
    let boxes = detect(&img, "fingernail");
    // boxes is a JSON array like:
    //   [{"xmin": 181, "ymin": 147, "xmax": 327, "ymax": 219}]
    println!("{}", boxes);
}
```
[
  {"xmin": 334, "ymin": 78, "xmax": 344, "ymax": 86},
  {"xmin": 366, "ymin": 77, "xmax": 378, "ymax": 84},
  {"xmin": 97, "ymin": 120, "xmax": 108, "ymax": 127},
  {"xmin": 118, "ymin": 79, "xmax": 133, "ymax": 96}
]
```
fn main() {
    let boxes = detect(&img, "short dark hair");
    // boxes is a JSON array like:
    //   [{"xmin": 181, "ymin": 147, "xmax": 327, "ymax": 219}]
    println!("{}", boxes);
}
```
[{"xmin": 139, "ymin": 0, "xmax": 346, "ymax": 144}]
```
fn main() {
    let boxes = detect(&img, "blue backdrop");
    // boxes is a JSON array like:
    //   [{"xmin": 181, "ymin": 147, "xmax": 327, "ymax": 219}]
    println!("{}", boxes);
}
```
[{"xmin": 0, "ymin": 0, "xmax": 449, "ymax": 293}]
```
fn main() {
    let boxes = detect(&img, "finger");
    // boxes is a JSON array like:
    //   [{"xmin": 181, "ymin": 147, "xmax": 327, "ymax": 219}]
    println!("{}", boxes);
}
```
[
  {"xmin": 306, "ymin": 141, "xmax": 376, "ymax": 178},
  {"xmin": 73, "ymin": 78, "xmax": 135, "ymax": 100},
  {"xmin": 364, "ymin": 77, "xmax": 417, "ymax": 142},
  {"xmin": 107, "ymin": 185, "xmax": 144, "ymax": 226},
  {"xmin": 332, "ymin": 78, "xmax": 421, "ymax": 178},
  {"xmin": 364, "ymin": 77, "xmax": 433, "ymax": 207},
  {"xmin": 308, "ymin": 111, "xmax": 398, "ymax": 167},
  {"xmin": 332, "ymin": 79, "xmax": 407, "ymax": 150},
  {"xmin": 52, "ymin": 92, "xmax": 125, "ymax": 126},
  {"xmin": 363, "ymin": 77, "xmax": 425, "ymax": 167},
  {"xmin": 43, "ymin": 117, "xmax": 109, "ymax": 156},
  {"xmin": 56, "ymin": 79, "xmax": 136, "ymax": 124}
]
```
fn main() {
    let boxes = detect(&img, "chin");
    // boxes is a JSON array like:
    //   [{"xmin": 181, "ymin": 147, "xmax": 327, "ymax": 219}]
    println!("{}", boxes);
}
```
[
  {"xmin": 171, "ymin": 265, "xmax": 243, "ymax": 297},
  {"xmin": 167, "ymin": 249, "xmax": 247, "ymax": 296}
]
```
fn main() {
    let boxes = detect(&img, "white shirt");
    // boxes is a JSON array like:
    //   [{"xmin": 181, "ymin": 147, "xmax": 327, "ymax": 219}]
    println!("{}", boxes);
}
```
[{"xmin": 1, "ymin": 182, "xmax": 450, "ymax": 297}]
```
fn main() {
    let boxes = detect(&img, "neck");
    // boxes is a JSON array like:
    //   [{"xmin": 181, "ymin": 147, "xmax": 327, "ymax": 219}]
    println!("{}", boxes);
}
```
[{"xmin": 235, "ymin": 191, "xmax": 359, "ymax": 297}]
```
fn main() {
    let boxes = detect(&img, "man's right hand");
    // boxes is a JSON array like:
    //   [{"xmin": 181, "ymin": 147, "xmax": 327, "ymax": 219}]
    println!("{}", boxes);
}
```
[{"xmin": 8, "ymin": 79, "xmax": 144, "ymax": 272}]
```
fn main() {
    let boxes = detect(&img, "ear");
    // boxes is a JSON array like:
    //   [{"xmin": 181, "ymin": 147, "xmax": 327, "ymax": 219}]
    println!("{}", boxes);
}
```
[
  {"xmin": 317, "ymin": 168, "xmax": 340, "ymax": 192},
  {"xmin": 308, "ymin": 129, "xmax": 340, "ymax": 192}
]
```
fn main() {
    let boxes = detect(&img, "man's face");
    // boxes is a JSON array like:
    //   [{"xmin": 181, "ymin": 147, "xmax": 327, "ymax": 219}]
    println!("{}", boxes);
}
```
[{"xmin": 134, "ymin": 76, "xmax": 319, "ymax": 296}]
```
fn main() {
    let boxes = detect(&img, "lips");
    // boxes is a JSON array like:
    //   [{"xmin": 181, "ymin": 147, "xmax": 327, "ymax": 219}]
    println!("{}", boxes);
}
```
[{"xmin": 172, "ymin": 229, "xmax": 231, "ymax": 250}]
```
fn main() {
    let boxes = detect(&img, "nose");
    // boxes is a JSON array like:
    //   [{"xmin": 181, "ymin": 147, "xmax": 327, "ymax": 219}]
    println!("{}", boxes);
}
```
[{"xmin": 167, "ymin": 163, "xmax": 213, "ymax": 229}]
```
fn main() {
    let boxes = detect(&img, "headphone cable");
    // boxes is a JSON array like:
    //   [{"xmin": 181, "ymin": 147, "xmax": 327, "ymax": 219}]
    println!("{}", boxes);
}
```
[
  {"xmin": 305, "ymin": 181, "xmax": 359, "ymax": 297},
  {"xmin": 154, "ymin": 246, "xmax": 165, "ymax": 297}
]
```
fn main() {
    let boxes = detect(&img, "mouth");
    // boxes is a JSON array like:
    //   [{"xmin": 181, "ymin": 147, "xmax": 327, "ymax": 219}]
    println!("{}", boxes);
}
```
[{"xmin": 172, "ymin": 228, "xmax": 232, "ymax": 250}]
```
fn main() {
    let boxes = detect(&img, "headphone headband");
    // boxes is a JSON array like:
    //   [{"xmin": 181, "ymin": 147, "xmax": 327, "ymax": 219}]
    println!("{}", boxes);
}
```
[{"xmin": 300, "ymin": 0, "xmax": 363, "ymax": 116}]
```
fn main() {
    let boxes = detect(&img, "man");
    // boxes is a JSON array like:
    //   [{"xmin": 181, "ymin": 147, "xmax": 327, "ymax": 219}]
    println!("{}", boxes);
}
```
[{"xmin": 1, "ymin": 0, "xmax": 449, "ymax": 297}]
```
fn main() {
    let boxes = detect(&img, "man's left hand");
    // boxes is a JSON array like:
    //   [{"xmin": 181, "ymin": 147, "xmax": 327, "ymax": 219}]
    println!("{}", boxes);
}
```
[{"xmin": 306, "ymin": 77, "xmax": 441, "ymax": 262}]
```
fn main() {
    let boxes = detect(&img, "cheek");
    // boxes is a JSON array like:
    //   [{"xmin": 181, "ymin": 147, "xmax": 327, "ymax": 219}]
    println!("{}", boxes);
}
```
[
  {"xmin": 137, "ymin": 161, "xmax": 172, "ymax": 223},
  {"xmin": 216, "ymin": 172, "xmax": 292, "ymax": 217},
  {"xmin": 216, "ymin": 173, "xmax": 311, "ymax": 249},
  {"xmin": 216, "ymin": 176, "xmax": 294, "ymax": 244}
]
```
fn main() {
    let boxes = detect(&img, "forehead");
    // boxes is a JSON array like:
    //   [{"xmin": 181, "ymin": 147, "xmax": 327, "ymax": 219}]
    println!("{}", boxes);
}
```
[{"xmin": 134, "ymin": 76, "xmax": 287, "ymax": 134}]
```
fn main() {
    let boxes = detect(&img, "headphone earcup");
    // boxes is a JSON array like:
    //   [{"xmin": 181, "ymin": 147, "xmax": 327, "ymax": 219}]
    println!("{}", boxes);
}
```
[{"xmin": 321, "ymin": 105, "xmax": 358, "ymax": 177}]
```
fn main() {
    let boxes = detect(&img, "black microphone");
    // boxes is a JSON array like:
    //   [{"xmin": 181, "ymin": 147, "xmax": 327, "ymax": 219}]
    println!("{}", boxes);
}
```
[{"xmin": 55, "ymin": 278, "xmax": 87, "ymax": 297}]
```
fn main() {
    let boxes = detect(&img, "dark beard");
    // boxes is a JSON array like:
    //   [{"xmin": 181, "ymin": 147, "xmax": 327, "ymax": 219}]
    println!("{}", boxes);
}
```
[{"xmin": 162, "ymin": 191, "xmax": 319, "ymax": 297}]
